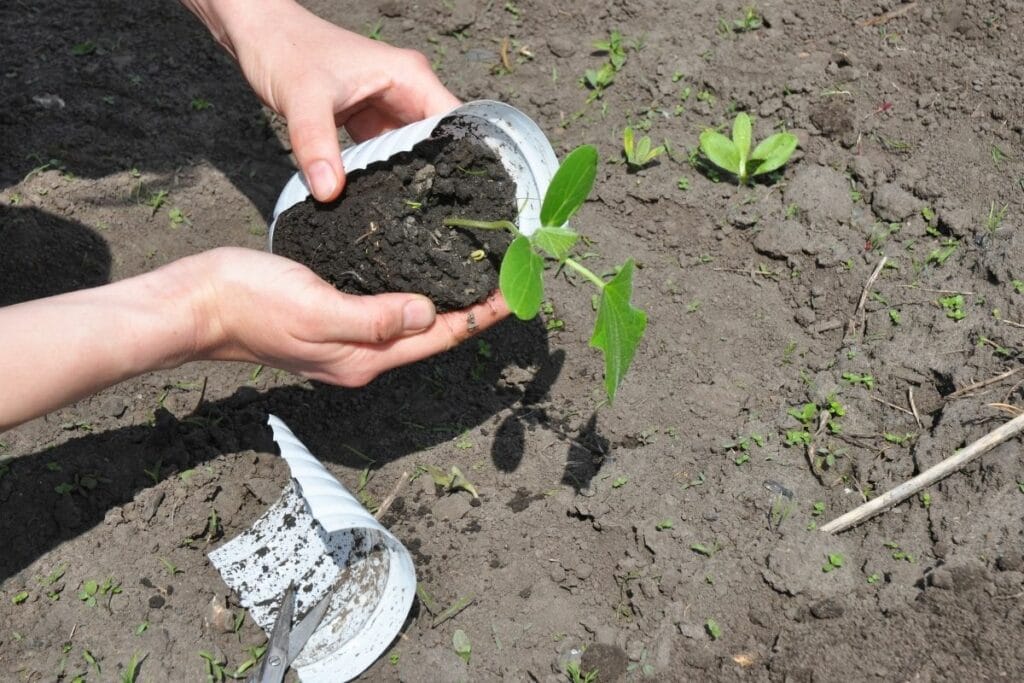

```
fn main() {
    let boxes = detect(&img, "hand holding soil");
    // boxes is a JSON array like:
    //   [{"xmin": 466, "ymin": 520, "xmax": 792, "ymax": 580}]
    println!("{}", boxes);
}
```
[
  {"xmin": 0, "ymin": 248, "xmax": 507, "ymax": 430},
  {"xmin": 180, "ymin": 0, "xmax": 460, "ymax": 202}
]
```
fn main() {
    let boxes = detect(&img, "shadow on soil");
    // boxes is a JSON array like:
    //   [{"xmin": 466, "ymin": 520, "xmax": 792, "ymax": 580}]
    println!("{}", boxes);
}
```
[
  {"xmin": 0, "ymin": 206, "xmax": 112, "ymax": 306},
  {"xmin": 0, "ymin": 0, "xmax": 293, "ymax": 216},
  {"xmin": 0, "ymin": 318, "xmax": 611, "ymax": 581}
]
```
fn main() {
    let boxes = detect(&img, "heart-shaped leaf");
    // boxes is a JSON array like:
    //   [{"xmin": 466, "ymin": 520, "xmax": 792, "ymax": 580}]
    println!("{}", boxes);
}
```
[
  {"xmin": 699, "ymin": 130, "xmax": 740, "ymax": 176},
  {"xmin": 589, "ymin": 260, "xmax": 648, "ymax": 403},
  {"xmin": 540, "ymin": 145, "xmax": 599, "ymax": 228},
  {"xmin": 500, "ymin": 235, "xmax": 544, "ymax": 320},
  {"xmin": 531, "ymin": 224, "xmax": 579, "ymax": 261}
]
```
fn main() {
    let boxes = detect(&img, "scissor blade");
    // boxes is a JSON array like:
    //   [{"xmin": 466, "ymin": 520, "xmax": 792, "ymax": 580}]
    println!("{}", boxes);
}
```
[
  {"xmin": 286, "ymin": 591, "xmax": 333, "ymax": 665},
  {"xmin": 253, "ymin": 584, "xmax": 297, "ymax": 683}
]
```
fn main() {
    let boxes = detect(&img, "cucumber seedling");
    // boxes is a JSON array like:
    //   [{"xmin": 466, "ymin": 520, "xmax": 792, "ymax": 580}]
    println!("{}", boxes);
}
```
[
  {"xmin": 444, "ymin": 145, "xmax": 648, "ymax": 403},
  {"xmin": 698, "ymin": 112, "xmax": 798, "ymax": 185},
  {"xmin": 622, "ymin": 125, "xmax": 665, "ymax": 170}
]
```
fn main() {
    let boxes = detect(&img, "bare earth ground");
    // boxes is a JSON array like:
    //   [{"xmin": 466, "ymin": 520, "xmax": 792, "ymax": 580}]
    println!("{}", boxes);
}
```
[{"xmin": 2, "ymin": 1, "xmax": 1024, "ymax": 681}]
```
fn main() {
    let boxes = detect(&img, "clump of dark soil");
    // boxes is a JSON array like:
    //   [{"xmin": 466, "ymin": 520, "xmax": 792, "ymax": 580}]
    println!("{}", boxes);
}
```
[{"xmin": 272, "ymin": 118, "xmax": 517, "ymax": 312}]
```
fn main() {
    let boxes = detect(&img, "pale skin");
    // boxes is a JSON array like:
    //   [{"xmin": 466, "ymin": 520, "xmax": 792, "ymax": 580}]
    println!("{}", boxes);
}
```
[{"xmin": 0, "ymin": 1, "xmax": 510, "ymax": 431}]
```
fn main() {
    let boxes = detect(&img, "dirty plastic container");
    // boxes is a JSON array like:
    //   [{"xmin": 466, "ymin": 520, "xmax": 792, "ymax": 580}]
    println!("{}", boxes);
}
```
[
  {"xmin": 209, "ymin": 415, "xmax": 415, "ymax": 682},
  {"xmin": 268, "ymin": 100, "xmax": 560, "ymax": 246}
]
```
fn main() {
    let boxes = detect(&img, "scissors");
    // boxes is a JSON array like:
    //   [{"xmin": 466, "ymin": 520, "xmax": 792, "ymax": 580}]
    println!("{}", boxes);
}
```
[{"xmin": 251, "ymin": 583, "xmax": 333, "ymax": 683}]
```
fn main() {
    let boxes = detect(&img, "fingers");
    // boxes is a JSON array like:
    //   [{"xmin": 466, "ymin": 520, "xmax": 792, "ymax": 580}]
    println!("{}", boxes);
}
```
[
  {"xmin": 285, "ymin": 88, "xmax": 346, "ymax": 202},
  {"xmin": 312, "ymin": 288, "xmax": 437, "ymax": 345},
  {"xmin": 333, "ymin": 292, "xmax": 511, "ymax": 383}
]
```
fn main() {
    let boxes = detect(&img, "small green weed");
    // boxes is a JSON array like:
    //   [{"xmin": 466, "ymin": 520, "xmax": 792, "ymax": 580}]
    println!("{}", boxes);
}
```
[
  {"xmin": 986, "ymin": 201, "xmax": 1008, "ymax": 232},
  {"xmin": 939, "ymin": 294, "xmax": 966, "ymax": 321},
  {"xmin": 822, "ymin": 553, "xmax": 845, "ymax": 573},
  {"xmin": 842, "ymin": 372, "xmax": 874, "ymax": 389},
  {"xmin": 705, "ymin": 618, "xmax": 722, "ymax": 640}
]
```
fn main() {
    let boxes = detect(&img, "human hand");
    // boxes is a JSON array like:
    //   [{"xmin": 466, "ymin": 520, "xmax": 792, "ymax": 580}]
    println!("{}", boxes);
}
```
[
  {"xmin": 190, "ymin": 248, "xmax": 508, "ymax": 386},
  {"xmin": 182, "ymin": 0, "xmax": 460, "ymax": 201}
]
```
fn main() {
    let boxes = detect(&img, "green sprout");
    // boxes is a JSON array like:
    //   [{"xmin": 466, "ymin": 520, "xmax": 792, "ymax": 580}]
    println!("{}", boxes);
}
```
[
  {"xmin": 622, "ymin": 126, "xmax": 665, "ymax": 170},
  {"xmin": 731, "ymin": 6, "xmax": 763, "ymax": 32},
  {"xmin": 822, "ymin": 553, "xmax": 845, "ymax": 573},
  {"xmin": 841, "ymin": 372, "xmax": 874, "ymax": 389},
  {"xmin": 698, "ymin": 113, "xmax": 798, "ymax": 185},
  {"xmin": 939, "ymin": 294, "xmax": 966, "ymax": 321},
  {"xmin": 444, "ymin": 145, "xmax": 647, "ymax": 403}
]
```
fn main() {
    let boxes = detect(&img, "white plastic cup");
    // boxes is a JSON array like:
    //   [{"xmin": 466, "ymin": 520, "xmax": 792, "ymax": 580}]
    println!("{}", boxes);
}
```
[
  {"xmin": 268, "ymin": 100, "xmax": 560, "ymax": 247},
  {"xmin": 208, "ymin": 415, "xmax": 415, "ymax": 682}
]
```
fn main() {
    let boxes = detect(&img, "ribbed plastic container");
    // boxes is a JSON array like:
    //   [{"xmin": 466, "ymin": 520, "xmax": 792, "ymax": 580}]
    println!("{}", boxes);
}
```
[
  {"xmin": 268, "ymin": 100, "xmax": 560, "ymax": 246},
  {"xmin": 208, "ymin": 415, "xmax": 415, "ymax": 682}
]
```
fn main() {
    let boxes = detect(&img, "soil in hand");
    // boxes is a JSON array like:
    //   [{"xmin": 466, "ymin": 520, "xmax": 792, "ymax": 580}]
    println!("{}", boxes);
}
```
[{"xmin": 272, "ymin": 119, "xmax": 517, "ymax": 312}]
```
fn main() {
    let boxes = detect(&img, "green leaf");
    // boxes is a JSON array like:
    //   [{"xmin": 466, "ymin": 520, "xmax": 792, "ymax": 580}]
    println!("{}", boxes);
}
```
[
  {"xmin": 540, "ymin": 145, "xmax": 599, "ymax": 227},
  {"xmin": 531, "ymin": 225, "xmax": 579, "ymax": 261},
  {"xmin": 589, "ymin": 260, "xmax": 648, "ymax": 403},
  {"xmin": 11, "ymin": 591, "xmax": 29, "ymax": 605},
  {"xmin": 732, "ymin": 113, "xmax": 752, "ymax": 166},
  {"xmin": 699, "ymin": 130, "xmax": 740, "ymax": 175},
  {"xmin": 453, "ymin": 629, "xmax": 472, "ymax": 664},
  {"xmin": 622, "ymin": 126, "xmax": 635, "ymax": 158},
  {"xmin": 749, "ymin": 132, "xmax": 798, "ymax": 176},
  {"xmin": 499, "ymin": 235, "xmax": 544, "ymax": 320}
]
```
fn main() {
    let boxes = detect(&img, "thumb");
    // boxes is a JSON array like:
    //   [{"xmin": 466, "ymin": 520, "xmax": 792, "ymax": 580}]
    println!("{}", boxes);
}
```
[
  {"xmin": 319, "ymin": 289, "xmax": 437, "ymax": 344},
  {"xmin": 285, "ymin": 90, "xmax": 346, "ymax": 202}
]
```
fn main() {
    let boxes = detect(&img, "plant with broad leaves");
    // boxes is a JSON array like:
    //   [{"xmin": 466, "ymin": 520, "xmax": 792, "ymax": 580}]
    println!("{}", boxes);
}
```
[
  {"xmin": 698, "ymin": 112, "xmax": 798, "ymax": 185},
  {"xmin": 622, "ymin": 126, "xmax": 665, "ymax": 170},
  {"xmin": 444, "ymin": 145, "xmax": 647, "ymax": 403}
]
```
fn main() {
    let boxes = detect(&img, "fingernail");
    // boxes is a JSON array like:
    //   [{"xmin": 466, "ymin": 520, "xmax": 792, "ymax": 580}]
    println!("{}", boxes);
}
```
[
  {"xmin": 403, "ymin": 298, "xmax": 435, "ymax": 331},
  {"xmin": 306, "ymin": 160, "xmax": 338, "ymax": 200}
]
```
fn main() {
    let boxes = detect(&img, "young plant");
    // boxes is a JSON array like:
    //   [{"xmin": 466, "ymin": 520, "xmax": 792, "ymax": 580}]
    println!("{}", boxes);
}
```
[
  {"xmin": 698, "ymin": 113, "xmax": 798, "ymax": 185},
  {"xmin": 622, "ymin": 126, "xmax": 665, "ymax": 170},
  {"xmin": 444, "ymin": 145, "xmax": 647, "ymax": 403}
]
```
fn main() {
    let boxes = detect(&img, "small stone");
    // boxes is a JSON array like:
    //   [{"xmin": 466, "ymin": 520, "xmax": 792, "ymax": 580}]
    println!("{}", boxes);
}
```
[
  {"xmin": 411, "ymin": 164, "xmax": 435, "ymax": 195},
  {"xmin": 810, "ymin": 597, "xmax": 844, "ymax": 619},
  {"xmin": 99, "ymin": 395, "xmax": 127, "ymax": 418},
  {"xmin": 549, "ymin": 564, "xmax": 566, "ymax": 584},
  {"xmin": 871, "ymin": 183, "xmax": 920, "ymax": 222},
  {"xmin": 547, "ymin": 36, "xmax": 575, "ymax": 58},
  {"xmin": 996, "ymin": 555, "xmax": 1023, "ymax": 572},
  {"xmin": 204, "ymin": 595, "xmax": 236, "ymax": 633},
  {"xmin": 930, "ymin": 567, "xmax": 954, "ymax": 590},
  {"xmin": 148, "ymin": 595, "xmax": 166, "ymax": 609}
]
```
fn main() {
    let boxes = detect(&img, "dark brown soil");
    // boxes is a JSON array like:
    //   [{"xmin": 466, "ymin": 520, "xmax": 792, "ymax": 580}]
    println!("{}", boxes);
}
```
[
  {"xmin": 272, "ymin": 122, "xmax": 517, "ymax": 312},
  {"xmin": 3, "ymin": 1, "xmax": 1024, "ymax": 682}
]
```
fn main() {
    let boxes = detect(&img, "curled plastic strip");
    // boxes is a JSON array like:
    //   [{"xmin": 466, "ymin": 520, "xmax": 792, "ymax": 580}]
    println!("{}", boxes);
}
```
[{"xmin": 208, "ymin": 415, "xmax": 415, "ymax": 682}]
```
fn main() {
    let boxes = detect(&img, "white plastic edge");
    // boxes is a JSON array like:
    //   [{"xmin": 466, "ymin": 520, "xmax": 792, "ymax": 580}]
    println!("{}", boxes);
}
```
[
  {"xmin": 268, "ymin": 99, "xmax": 560, "ymax": 247},
  {"xmin": 208, "ymin": 416, "xmax": 416, "ymax": 682}
]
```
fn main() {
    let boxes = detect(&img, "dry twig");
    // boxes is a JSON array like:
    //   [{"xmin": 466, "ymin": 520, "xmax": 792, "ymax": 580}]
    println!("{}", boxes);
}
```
[
  {"xmin": 908, "ymin": 387, "xmax": 923, "ymax": 428},
  {"xmin": 844, "ymin": 256, "xmax": 887, "ymax": 343},
  {"xmin": 861, "ymin": 2, "xmax": 917, "ymax": 27},
  {"xmin": 943, "ymin": 367, "xmax": 1024, "ymax": 402},
  {"xmin": 374, "ymin": 471, "xmax": 410, "ymax": 521},
  {"xmin": 821, "ymin": 411, "xmax": 1024, "ymax": 533}
]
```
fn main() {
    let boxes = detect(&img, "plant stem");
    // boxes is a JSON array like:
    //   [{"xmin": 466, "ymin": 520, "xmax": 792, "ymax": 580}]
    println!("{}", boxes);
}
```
[
  {"xmin": 564, "ymin": 257, "xmax": 607, "ymax": 290},
  {"xmin": 443, "ymin": 217, "xmax": 518, "ymax": 232}
]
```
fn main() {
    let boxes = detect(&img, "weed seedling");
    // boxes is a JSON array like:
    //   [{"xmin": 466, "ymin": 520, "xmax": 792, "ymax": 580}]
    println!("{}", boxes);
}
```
[
  {"xmin": 822, "ymin": 553, "xmax": 845, "ymax": 573},
  {"xmin": 119, "ymin": 652, "xmax": 146, "ymax": 683},
  {"xmin": 655, "ymin": 518, "xmax": 674, "ymax": 531},
  {"xmin": 424, "ymin": 465, "xmax": 479, "ymax": 499},
  {"xmin": 698, "ymin": 113, "xmax": 798, "ymax": 185},
  {"xmin": 986, "ymin": 201, "xmax": 1008, "ymax": 232},
  {"xmin": 622, "ymin": 126, "xmax": 665, "ymax": 170},
  {"xmin": 444, "ymin": 145, "xmax": 647, "ymax": 402},
  {"xmin": 566, "ymin": 661, "xmax": 599, "ymax": 683},
  {"xmin": 939, "ymin": 294, "xmax": 966, "ymax": 321},
  {"xmin": 453, "ymin": 629, "xmax": 472, "ymax": 664},
  {"xmin": 731, "ymin": 6, "xmax": 763, "ymax": 32},
  {"xmin": 842, "ymin": 372, "xmax": 874, "ymax": 389},
  {"xmin": 705, "ymin": 618, "xmax": 722, "ymax": 640}
]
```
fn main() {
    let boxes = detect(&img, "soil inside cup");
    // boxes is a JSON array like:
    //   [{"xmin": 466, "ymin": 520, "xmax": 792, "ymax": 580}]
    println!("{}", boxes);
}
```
[{"xmin": 272, "ymin": 117, "xmax": 518, "ymax": 312}]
